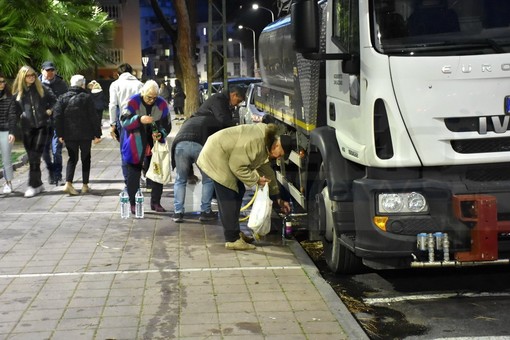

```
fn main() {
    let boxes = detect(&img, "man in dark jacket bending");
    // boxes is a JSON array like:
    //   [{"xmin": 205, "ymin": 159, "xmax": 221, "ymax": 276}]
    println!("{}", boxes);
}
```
[
  {"xmin": 54, "ymin": 75, "xmax": 102, "ymax": 195},
  {"xmin": 171, "ymin": 115, "xmax": 222, "ymax": 223}
]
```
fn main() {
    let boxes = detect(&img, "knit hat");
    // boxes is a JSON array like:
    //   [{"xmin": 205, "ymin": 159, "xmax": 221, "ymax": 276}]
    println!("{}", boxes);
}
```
[{"xmin": 89, "ymin": 80, "xmax": 102, "ymax": 93}]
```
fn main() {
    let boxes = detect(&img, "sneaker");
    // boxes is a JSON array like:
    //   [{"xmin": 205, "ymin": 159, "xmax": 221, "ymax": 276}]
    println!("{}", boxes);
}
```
[
  {"xmin": 34, "ymin": 184, "xmax": 45, "ymax": 194},
  {"xmin": 24, "ymin": 186, "xmax": 35, "ymax": 198},
  {"xmin": 225, "ymin": 238, "xmax": 256, "ymax": 250},
  {"xmin": 63, "ymin": 182, "xmax": 79, "ymax": 196},
  {"xmin": 199, "ymin": 210, "xmax": 218, "ymax": 222},
  {"xmin": 82, "ymin": 184, "xmax": 90, "ymax": 194},
  {"xmin": 173, "ymin": 212, "xmax": 184, "ymax": 223},
  {"xmin": 24, "ymin": 185, "xmax": 43, "ymax": 198},
  {"xmin": 3, "ymin": 183, "xmax": 12, "ymax": 194},
  {"xmin": 55, "ymin": 176, "xmax": 63, "ymax": 186}
]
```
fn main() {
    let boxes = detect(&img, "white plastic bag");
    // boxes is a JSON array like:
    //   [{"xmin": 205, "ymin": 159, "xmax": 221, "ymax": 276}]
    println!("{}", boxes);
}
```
[
  {"xmin": 247, "ymin": 184, "xmax": 273, "ymax": 237},
  {"xmin": 146, "ymin": 141, "xmax": 172, "ymax": 184}
]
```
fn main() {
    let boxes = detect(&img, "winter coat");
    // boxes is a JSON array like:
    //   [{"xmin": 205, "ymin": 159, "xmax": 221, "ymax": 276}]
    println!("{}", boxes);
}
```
[
  {"xmin": 108, "ymin": 73, "xmax": 143, "ymax": 125},
  {"xmin": 120, "ymin": 93, "xmax": 171, "ymax": 165},
  {"xmin": 90, "ymin": 90, "xmax": 107, "ymax": 111},
  {"xmin": 39, "ymin": 75, "xmax": 68, "ymax": 99},
  {"xmin": 15, "ymin": 85, "xmax": 57, "ymax": 130},
  {"xmin": 194, "ymin": 91, "xmax": 234, "ymax": 128},
  {"xmin": 172, "ymin": 86, "xmax": 186, "ymax": 108},
  {"xmin": 39, "ymin": 75, "xmax": 68, "ymax": 127},
  {"xmin": 54, "ymin": 86, "xmax": 101, "ymax": 141},
  {"xmin": 170, "ymin": 115, "xmax": 222, "ymax": 169},
  {"xmin": 196, "ymin": 123, "xmax": 279, "ymax": 195},
  {"xmin": 0, "ymin": 91, "xmax": 17, "ymax": 134}
]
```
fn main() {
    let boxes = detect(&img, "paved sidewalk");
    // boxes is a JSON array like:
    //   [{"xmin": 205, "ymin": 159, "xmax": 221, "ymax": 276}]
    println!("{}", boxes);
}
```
[{"xmin": 0, "ymin": 125, "xmax": 367, "ymax": 339}]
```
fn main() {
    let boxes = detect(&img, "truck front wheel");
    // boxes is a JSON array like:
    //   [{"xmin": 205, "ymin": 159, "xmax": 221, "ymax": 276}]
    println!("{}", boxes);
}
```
[{"xmin": 310, "ymin": 163, "xmax": 363, "ymax": 274}]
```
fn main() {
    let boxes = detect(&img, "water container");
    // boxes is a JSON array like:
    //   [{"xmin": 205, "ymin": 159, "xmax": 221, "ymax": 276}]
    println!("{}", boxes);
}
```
[
  {"xmin": 135, "ymin": 188, "xmax": 144, "ymax": 218},
  {"xmin": 120, "ymin": 191, "xmax": 130, "ymax": 219}
]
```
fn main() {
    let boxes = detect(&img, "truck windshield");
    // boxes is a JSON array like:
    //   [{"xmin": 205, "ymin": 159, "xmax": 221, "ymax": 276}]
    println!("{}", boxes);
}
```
[{"xmin": 372, "ymin": 0, "xmax": 510, "ymax": 56}]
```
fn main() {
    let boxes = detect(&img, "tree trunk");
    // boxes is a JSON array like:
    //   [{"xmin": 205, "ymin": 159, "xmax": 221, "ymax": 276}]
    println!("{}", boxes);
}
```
[{"xmin": 174, "ymin": 0, "xmax": 200, "ymax": 117}]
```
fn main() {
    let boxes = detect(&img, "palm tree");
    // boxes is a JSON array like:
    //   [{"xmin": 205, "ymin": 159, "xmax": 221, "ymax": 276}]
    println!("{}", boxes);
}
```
[{"xmin": 0, "ymin": 0, "xmax": 113, "ymax": 78}]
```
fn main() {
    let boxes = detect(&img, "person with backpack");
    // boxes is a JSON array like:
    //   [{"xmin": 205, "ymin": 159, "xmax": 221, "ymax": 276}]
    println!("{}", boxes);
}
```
[{"xmin": 54, "ymin": 75, "xmax": 101, "ymax": 195}]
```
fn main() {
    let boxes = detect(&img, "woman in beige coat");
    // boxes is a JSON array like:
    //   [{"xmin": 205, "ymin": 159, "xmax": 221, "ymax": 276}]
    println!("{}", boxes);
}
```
[{"xmin": 197, "ymin": 123, "xmax": 291, "ymax": 250}]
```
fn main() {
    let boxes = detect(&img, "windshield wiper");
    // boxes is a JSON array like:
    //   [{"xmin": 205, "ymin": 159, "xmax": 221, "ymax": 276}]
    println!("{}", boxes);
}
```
[{"xmin": 381, "ymin": 38, "xmax": 507, "ymax": 55}]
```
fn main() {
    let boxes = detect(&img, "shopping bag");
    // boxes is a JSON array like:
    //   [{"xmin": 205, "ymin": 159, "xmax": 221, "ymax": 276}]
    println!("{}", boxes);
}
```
[
  {"xmin": 247, "ymin": 184, "xmax": 273, "ymax": 237},
  {"xmin": 146, "ymin": 141, "xmax": 172, "ymax": 184}
]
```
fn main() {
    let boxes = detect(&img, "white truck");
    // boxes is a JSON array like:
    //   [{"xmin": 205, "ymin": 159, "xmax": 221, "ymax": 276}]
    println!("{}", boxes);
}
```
[{"xmin": 250, "ymin": 0, "xmax": 510, "ymax": 273}]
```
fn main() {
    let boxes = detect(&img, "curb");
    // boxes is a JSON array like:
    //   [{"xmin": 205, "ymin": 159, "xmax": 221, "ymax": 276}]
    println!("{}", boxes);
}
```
[{"xmin": 288, "ymin": 240, "xmax": 370, "ymax": 340}]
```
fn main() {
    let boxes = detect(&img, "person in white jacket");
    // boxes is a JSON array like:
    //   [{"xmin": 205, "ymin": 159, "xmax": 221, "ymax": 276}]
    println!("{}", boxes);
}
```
[{"xmin": 108, "ymin": 64, "xmax": 143, "ymax": 189}]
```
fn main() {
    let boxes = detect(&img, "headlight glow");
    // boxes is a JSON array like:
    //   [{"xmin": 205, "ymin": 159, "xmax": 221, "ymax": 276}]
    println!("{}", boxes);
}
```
[{"xmin": 378, "ymin": 192, "xmax": 428, "ymax": 214}]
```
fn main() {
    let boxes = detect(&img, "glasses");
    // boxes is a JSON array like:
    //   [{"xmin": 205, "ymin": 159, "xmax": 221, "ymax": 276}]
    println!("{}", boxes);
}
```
[
  {"xmin": 0, "ymin": 80, "xmax": 5, "ymax": 84},
  {"xmin": 26, "ymin": 74, "xmax": 36, "ymax": 78},
  {"xmin": 145, "ymin": 95, "xmax": 157, "ymax": 101}
]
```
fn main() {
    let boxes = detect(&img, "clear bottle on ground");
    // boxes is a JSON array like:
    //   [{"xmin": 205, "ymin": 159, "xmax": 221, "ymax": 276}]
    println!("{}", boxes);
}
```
[
  {"xmin": 120, "ymin": 191, "xmax": 130, "ymax": 219},
  {"xmin": 135, "ymin": 188, "xmax": 144, "ymax": 218}
]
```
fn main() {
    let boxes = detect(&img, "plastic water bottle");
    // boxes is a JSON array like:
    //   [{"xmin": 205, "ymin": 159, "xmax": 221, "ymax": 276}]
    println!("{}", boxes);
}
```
[
  {"xmin": 120, "ymin": 191, "xmax": 130, "ymax": 219},
  {"xmin": 135, "ymin": 188, "xmax": 144, "ymax": 218}
]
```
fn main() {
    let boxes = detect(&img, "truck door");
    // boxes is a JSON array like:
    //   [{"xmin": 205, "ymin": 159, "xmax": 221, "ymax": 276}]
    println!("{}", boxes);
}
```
[{"xmin": 326, "ymin": 0, "xmax": 362, "ymax": 154}]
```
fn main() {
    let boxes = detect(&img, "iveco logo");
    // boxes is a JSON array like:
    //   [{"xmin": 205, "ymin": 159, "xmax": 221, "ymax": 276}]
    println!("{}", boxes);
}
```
[{"xmin": 479, "ymin": 116, "xmax": 510, "ymax": 134}]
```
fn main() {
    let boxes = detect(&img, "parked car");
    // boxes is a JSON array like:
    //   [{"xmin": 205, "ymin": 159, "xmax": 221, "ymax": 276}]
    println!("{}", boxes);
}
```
[
  {"xmin": 199, "ymin": 77, "xmax": 261, "ymax": 104},
  {"xmin": 238, "ymin": 82, "xmax": 266, "ymax": 125}
]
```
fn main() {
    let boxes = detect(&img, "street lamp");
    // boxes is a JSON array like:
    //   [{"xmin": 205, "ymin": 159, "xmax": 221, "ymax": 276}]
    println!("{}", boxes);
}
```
[
  {"xmin": 252, "ymin": 3, "xmax": 275, "ymax": 22},
  {"xmin": 142, "ymin": 56, "xmax": 149, "ymax": 79},
  {"xmin": 238, "ymin": 25, "xmax": 257, "ymax": 77},
  {"xmin": 229, "ymin": 38, "xmax": 243, "ymax": 77}
]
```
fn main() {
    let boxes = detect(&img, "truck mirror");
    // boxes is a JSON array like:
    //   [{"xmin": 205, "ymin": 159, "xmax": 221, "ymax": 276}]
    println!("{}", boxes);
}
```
[
  {"xmin": 291, "ymin": 0, "xmax": 320, "ymax": 53},
  {"xmin": 342, "ymin": 56, "xmax": 360, "ymax": 75}
]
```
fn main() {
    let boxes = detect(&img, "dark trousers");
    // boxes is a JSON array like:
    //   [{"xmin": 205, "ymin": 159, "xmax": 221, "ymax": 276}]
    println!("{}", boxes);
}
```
[
  {"xmin": 126, "ymin": 159, "xmax": 163, "ymax": 206},
  {"xmin": 65, "ymin": 140, "xmax": 92, "ymax": 184},
  {"xmin": 213, "ymin": 180, "xmax": 246, "ymax": 242},
  {"xmin": 22, "ymin": 127, "xmax": 48, "ymax": 188},
  {"xmin": 174, "ymin": 106, "xmax": 184, "ymax": 115}
]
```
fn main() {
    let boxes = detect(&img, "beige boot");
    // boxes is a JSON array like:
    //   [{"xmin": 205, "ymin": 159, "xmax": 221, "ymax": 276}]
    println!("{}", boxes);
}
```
[
  {"xmin": 63, "ymin": 182, "xmax": 78, "ymax": 196},
  {"xmin": 82, "ymin": 184, "xmax": 90, "ymax": 194},
  {"xmin": 225, "ymin": 238, "xmax": 256, "ymax": 250}
]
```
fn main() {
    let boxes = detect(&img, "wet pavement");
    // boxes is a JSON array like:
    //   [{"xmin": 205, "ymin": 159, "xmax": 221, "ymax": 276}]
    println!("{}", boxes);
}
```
[{"xmin": 0, "ymin": 123, "xmax": 367, "ymax": 339}]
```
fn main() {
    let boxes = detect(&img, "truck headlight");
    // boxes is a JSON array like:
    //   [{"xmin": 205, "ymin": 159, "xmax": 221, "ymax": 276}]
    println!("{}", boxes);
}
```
[{"xmin": 378, "ymin": 192, "xmax": 428, "ymax": 214}]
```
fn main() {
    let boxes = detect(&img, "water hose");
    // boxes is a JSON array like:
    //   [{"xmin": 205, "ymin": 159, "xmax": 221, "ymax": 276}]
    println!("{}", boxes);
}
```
[{"xmin": 239, "ymin": 184, "xmax": 259, "ymax": 222}]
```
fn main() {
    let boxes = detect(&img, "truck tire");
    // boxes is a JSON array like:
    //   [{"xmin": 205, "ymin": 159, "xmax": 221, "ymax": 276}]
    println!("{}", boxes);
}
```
[{"xmin": 310, "ymin": 162, "xmax": 363, "ymax": 274}]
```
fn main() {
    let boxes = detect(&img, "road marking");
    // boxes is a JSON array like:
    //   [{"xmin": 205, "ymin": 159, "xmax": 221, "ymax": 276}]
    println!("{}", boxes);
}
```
[
  {"xmin": 364, "ymin": 292, "xmax": 510, "ymax": 305},
  {"xmin": 0, "ymin": 266, "xmax": 302, "ymax": 279}
]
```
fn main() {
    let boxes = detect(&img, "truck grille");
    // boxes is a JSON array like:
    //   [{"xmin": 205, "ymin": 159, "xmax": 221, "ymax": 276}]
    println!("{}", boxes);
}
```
[{"xmin": 451, "ymin": 138, "xmax": 510, "ymax": 154}]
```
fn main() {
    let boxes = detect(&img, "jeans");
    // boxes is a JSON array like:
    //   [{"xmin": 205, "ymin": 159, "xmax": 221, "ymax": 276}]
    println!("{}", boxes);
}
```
[
  {"xmin": 65, "ymin": 140, "xmax": 92, "ymax": 184},
  {"xmin": 42, "ymin": 128, "xmax": 63, "ymax": 179},
  {"xmin": 174, "ymin": 141, "xmax": 214, "ymax": 213},
  {"xmin": 0, "ymin": 131, "xmax": 13, "ymax": 181}
]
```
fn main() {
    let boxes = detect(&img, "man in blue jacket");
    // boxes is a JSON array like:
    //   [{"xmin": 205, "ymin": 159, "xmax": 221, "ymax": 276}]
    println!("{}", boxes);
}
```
[{"xmin": 39, "ymin": 61, "xmax": 68, "ymax": 186}]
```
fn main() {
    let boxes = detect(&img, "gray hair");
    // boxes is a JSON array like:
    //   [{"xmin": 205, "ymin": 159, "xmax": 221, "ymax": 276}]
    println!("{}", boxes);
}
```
[
  {"xmin": 70, "ymin": 74, "xmax": 86, "ymax": 88},
  {"xmin": 141, "ymin": 80, "xmax": 159, "ymax": 96}
]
